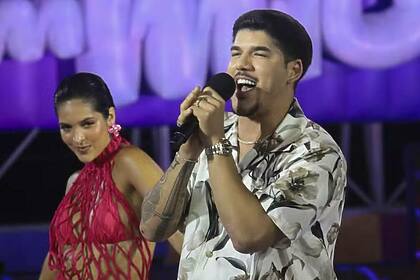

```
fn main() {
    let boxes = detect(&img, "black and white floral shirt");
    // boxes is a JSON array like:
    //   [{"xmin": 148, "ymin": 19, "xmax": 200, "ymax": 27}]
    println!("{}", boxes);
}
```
[{"xmin": 178, "ymin": 99, "xmax": 347, "ymax": 280}]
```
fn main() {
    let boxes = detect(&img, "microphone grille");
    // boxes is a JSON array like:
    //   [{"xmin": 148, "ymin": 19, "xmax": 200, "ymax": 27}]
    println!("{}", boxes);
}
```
[{"xmin": 205, "ymin": 73, "xmax": 236, "ymax": 101}]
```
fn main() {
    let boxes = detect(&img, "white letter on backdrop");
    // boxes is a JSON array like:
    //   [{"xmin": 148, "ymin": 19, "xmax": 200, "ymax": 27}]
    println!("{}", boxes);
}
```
[
  {"xmin": 142, "ymin": 0, "xmax": 212, "ymax": 99},
  {"xmin": 270, "ymin": 0, "xmax": 321, "ymax": 79},
  {"xmin": 76, "ymin": 0, "xmax": 140, "ymax": 106},
  {"xmin": 0, "ymin": 0, "xmax": 43, "ymax": 61},
  {"xmin": 39, "ymin": 0, "xmax": 84, "ymax": 59},
  {"xmin": 323, "ymin": 0, "xmax": 420, "ymax": 69}
]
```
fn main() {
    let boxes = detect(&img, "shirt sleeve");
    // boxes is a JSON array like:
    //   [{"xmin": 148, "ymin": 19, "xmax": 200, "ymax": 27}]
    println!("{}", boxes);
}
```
[{"xmin": 261, "ymin": 147, "xmax": 346, "ymax": 248}]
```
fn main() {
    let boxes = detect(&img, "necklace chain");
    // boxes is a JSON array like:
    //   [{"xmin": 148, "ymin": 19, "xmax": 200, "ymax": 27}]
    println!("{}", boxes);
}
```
[{"xmin": 237, "ymin": 136, "xmax": 258, "ymax": 145}]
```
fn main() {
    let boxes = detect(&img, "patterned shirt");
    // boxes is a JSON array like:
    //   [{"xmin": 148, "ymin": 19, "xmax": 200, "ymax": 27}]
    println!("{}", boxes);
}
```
[{"xmin": 178, "ymin": 99, "xmax": 347, "ymax": 280}]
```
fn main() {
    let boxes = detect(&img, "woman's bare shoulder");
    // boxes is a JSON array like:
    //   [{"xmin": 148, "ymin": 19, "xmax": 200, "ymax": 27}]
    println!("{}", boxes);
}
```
[
  {"xmin": 114, "ymin": 145, "xmax": 155, "ymax": 167},
  {"xmin": 112, "ymin": 145, "xmax": 163, "ymax": 194},
  {"xmin": 65, "ymin": 171, "xmax": 80, "ymax": 194}
]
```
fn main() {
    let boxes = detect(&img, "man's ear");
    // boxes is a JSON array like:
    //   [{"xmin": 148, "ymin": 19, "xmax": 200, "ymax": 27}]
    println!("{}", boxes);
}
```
[
  {"xmin": 286, "ymin": 59, "xmax": 303, "ymax": 85},
  {"xmin": 107, "ymin": 107, "xmax": 116, "ymax": 126}
]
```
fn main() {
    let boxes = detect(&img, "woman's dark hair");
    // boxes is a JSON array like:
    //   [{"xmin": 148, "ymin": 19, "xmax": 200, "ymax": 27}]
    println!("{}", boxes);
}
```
[
  {"xmin": 233, "ymin": 9, "xmax": 313, "ymax": 83},
  {"xmin": 54, "ymin": 72, "xmax": 115, "ymax": 119}
]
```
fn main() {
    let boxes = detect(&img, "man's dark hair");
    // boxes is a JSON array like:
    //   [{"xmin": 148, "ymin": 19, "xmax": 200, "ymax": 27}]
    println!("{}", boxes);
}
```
[
  {"xmin": 233, "ymin": 9, "xmax": 313, "ymax": 83},
  {"xmin": 54, "ymin": 72, "xmax": 115, "ymax": 119}
]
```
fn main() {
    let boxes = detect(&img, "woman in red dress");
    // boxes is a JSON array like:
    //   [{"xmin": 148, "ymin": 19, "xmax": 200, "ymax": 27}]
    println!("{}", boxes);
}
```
[{"xmin": 39, "ymin": 72, "xmax": 165, "ymax": 279}]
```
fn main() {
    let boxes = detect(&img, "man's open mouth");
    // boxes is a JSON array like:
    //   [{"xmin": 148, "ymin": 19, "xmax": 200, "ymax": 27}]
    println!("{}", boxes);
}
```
[{"xmin": 236, "ymin": 77, "xmax": 257, "ymax": 93}]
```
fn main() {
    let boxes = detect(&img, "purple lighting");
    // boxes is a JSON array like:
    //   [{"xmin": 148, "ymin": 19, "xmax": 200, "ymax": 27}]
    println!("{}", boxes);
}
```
[
  {"xmin": 1, "ymin": 1, "xmax": 420, "ymax": 130},
  {"xmin": 356, "ymin": 266, "xmax": 380, "ymax": 280}
]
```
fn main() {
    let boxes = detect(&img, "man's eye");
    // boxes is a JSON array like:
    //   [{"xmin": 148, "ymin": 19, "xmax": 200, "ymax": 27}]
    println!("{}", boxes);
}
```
[
  {"xmin": 60, "ymin": 126, "xmax": 71, "ymax": 132},
  {"xmin": 231, "ymin": 52, "xmax": 240, "ymax": 57},
  {"xmin": 255, "ymin": 52, "xmax": 267, "ymax": 57}
]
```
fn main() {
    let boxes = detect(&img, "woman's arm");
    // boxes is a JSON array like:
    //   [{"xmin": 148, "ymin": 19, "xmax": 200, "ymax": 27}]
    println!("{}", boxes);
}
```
[
  {"xmin": 112, "ymin": 146, "xmax": 191, "ymax": 244},
  {"xmin": 38, "ymin": 253, "xmax": 57, "ymax": 280},
  {"xmin": 39, "ymin": 172, "xmax": 79, "ymax": 279}
]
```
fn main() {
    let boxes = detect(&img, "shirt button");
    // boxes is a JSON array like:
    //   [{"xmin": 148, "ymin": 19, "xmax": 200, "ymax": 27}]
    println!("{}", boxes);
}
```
[{"xmin": 205, "ymin": 250, "xmax": 213, "ymax": 258}]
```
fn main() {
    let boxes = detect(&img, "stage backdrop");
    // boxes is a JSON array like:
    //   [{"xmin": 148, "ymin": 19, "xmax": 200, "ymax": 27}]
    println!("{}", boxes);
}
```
[{"xmin": 1, "ymin": 0, "xmax": 420, "ymax": 129}]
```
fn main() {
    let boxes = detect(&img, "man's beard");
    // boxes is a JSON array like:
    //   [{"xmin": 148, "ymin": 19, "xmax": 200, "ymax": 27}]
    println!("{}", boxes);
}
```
[{"xmin": 233, "ymin": 103, "xmax": 259, "ymax": 117}]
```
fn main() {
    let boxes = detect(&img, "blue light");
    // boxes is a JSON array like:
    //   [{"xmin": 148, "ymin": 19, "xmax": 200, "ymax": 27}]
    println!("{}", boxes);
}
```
[{"xmin": 356, "ymin": 266, "xmax": 380, "ymax": 280}]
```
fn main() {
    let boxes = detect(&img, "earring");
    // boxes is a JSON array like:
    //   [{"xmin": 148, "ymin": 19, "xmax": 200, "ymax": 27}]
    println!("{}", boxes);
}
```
[{"xmin": 108, "ymin": 124, "xmax": 122, "ymax": 137}]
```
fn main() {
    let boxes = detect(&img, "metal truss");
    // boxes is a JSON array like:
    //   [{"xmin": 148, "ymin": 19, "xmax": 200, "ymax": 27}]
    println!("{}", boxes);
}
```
[
  {"xmin": 0, "ymin": 128, "xmax": 39, "ymax": 181},
  {"xmin": 0, "ymin": 125, "xmax": 409, "ymax": 212},
  {"xmin": 340, "ymin": 123, "xmax": 408, "ymax": 211}
]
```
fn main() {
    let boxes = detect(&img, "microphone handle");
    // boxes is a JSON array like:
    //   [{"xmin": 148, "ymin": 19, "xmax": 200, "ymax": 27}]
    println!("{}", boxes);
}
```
[{"xmin": 170, "ymin": 115, "xmax": 198, "ymax": 152}]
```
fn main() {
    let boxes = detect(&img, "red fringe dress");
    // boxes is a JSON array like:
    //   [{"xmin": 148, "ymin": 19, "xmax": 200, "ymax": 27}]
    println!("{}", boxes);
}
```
[{"xmin": 48, "ymin": 135, "xmax": 152, "ymax": 279}]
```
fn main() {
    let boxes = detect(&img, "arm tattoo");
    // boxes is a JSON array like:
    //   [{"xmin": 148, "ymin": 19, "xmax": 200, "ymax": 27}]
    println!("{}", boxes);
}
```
[
  {"xmin": 158, "ymin": 156, "xmax": 181, "ymax": 184},
  {"xmin": 142, "ymin": 156, "xmax": 196, "ymax": 239}
]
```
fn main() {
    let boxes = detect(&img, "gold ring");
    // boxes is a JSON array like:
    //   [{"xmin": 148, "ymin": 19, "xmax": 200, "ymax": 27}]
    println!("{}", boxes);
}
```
[
  {"xmin": 196, "ymin": 96, "xmax": 207, "ymax": 107},
  {"xmin": 195, "ymin": 98, "xmax": 202, "ymax": 107}
]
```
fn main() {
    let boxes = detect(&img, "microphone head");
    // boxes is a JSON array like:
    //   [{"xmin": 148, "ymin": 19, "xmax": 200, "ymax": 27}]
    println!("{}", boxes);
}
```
[
  {"xmin": 205, "ymin": 72, "xmax": 236, "ymax": 101},
  {"xmin": 170, "ymin": 73, "xmax": 235, "ymax": 153}
]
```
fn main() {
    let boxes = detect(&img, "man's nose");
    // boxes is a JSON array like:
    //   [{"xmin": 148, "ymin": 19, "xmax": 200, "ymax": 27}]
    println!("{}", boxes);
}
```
[{"xmin": 236, "ymin": 54, "xmax": 253, "ymax": 71}]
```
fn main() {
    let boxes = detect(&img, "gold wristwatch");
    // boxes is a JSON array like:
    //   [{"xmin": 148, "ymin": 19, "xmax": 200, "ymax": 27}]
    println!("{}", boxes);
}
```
[{"xmin": 205, "ymin": 138, "xmax": 232, "ymax": 157}]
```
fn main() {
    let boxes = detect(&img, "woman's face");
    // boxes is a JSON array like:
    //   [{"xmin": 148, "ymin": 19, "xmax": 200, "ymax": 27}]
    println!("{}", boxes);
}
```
[{"xmin": 57, "ymin": 99, "xmax": 114, "ymax": 163}]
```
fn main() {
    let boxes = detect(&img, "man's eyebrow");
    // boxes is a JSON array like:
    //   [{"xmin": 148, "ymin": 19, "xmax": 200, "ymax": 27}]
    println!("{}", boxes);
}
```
[
  {"xmin": 252, "ymin": 46, "xmax": 271, "ymax": 52},
  {"xmin": 230, "ymin": 46, "xmax": 241, "ymax": 51},
  {"xmin": 230, "ymin": 46, "xmax": 272, "ymax": 52}
]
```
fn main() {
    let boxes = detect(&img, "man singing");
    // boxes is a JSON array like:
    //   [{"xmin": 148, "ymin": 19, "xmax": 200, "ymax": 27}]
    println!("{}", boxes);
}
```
[{"xmin": 141, "ymin": 9, "xmax": 347, "ymax": 279}]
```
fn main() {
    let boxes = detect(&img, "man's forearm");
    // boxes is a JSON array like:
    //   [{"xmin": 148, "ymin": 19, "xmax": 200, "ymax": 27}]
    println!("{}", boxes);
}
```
[
  {"xmin": 140, "ymin": 154, "xmax": 195, "ymax": 241},
  {"xmin": 208, "ymin": 155, "xmax": 283, "ymax": 253}
]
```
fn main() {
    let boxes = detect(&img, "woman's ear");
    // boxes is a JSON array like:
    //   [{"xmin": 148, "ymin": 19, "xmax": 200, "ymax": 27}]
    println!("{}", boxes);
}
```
[
  {"xmin": 286, "ymin": 59, "xmax": 303, "ymax": 85},
  {"xmin": 107, "ymin": 107, "xmax": 116, "ymax": 126}
]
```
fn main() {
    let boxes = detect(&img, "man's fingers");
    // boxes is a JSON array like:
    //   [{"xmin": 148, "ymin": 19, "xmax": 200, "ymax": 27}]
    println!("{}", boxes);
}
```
[
  {"xmin": 178, "ymin": 86, "xmax": 202, "ymax": 126},
  {"xmin": 180, "ymin": 86, "xmax": 201, "ymax": 111},
  {"xmin": 195, "ymin": 93, "xmax": 223, "ymax": 109},
  {"xmin": 202, "ymin": 86, "xmax": 225, "ymax": 102},
  {"xmin": 177, "ymin": 85, "xmax": 224, "ymax": 127},
  {"xmin": 194, "ymin": 96, "xmax": 218, "ymax": 111},
  {"xmin": 177, "ymin": 107, "xmax": 194, "ymax": 127}
]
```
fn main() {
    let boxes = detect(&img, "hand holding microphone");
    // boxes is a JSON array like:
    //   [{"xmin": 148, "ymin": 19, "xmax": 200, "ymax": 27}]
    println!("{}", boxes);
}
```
[{"xmin": 171, "ymin": 73, "xmax": 236, "ymax": 154}]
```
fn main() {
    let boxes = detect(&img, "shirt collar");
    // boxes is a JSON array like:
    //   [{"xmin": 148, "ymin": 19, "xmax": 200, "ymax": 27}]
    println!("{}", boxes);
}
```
[
  {"xmin": 225, "ymin": 98, "xmax": 307, "ymax": 148},
  {"xmin": 224, "ymin": 98, "xmax": 308, "ymax": 168}
]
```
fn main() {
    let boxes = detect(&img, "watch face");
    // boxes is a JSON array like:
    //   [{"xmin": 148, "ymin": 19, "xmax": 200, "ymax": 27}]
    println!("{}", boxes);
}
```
[{"xmin": 205, "ymin": 138, "xmax": 232, "ymax": 156}]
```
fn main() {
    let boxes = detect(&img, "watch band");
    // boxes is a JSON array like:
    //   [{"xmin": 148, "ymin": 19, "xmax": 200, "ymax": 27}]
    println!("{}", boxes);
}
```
[{"xmin": 205, "ymin": 138, "xmax": 232, "ymax": 157}]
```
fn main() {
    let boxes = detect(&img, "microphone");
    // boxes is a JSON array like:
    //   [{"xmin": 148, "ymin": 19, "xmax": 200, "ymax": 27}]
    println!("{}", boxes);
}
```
[{"xmin": 170, "ymin": 72, "xmax": 236, "ymax": 152}]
